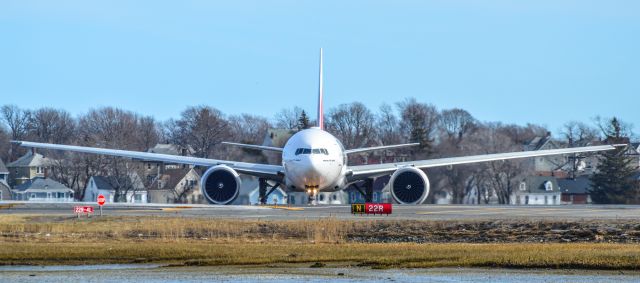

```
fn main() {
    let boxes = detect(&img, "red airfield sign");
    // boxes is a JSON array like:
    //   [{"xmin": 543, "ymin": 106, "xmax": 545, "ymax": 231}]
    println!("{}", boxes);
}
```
[{"xmin": 97, "ymin": 194, "xmax": 106, "ymax": 206}]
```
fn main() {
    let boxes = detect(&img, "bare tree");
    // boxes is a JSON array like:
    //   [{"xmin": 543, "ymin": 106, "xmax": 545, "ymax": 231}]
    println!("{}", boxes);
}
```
[
  {"xmin": 166, "ymin": 106, "xmax": 230, "ymax": 158},
  {"xmin": 134, "ymin": 116, "xmax": 160, "ymax": 151},
  {"xmin": 397, "ymin": 98, "xmax": 439, "ymax": 153},
  {"xmin": 27, "ymin": 108, "xmax": 76, "ymax": 144},
  {"xmin": 562, "ymin": 121, "xmax": 599, "ymax": 147},
  {"xmin": 376, "ymin": 103, "xmax": 402, "ymax": 145},
  {"xmin": 325, "ymin": 102, "xmax": 376, "ymax": 149},
  {"xmin": 439, "ymin": 108, "xmax": 476, "ymax": 146},
  {"xmin": 0, "ymin": 126, "xmax": 10, "ymax": 162},
  {"xmin": 274, "ymin": 106, "xmax": 305, "ymax": 130},
  {"xmin": 1, "ymin": 105, "xmax": 31, "ymax": 161}
]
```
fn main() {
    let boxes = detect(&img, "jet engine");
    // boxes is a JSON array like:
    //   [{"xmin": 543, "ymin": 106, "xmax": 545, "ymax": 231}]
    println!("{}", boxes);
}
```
[
  {"xmin": 200, "ymin": 165, "xmax": 241, "ymax": 205},
  {"xmin": 389, "ymin": 167, "xmax": 430, "ymax": 205}
]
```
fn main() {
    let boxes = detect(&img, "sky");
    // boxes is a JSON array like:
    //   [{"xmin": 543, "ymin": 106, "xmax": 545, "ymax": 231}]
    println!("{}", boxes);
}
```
[{"xmin": 1, "ymin": 1, "xmax": 638, "ymax": 135}]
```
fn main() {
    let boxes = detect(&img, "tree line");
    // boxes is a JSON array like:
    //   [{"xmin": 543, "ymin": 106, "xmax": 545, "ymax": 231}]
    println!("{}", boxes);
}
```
[{"xmin": 0, "ymin": 99, "xmax": 636, "ymax": 204}]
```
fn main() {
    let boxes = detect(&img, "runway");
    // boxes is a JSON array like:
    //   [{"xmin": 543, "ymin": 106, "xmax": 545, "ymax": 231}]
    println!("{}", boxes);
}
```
[{"xmin": 2, "ymin": 201, "xmax": 640, "ymax": 220}]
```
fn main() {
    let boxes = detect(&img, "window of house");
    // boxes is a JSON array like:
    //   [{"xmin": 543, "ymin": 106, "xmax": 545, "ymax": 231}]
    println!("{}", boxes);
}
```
[
  {"xmin": 289, "ymin": 195, "xmax": 295, "ymax": 204},
  {"xmin": 319, "ymin": 194, "xmax": 325, "ymax": 201},
  {"xmin": 332, "ymin": 194, "xmax": 337, "ymax": 201},
  {"xmin": 373, "ymin": 192, "xmax": 378, "ymax": 203},
  {"xmin": 147, "ymin": 163, "xmax": 151, "ymax": 169},
  {"xmin": 525, "ymin": 196, "xmax": 529, "ymax": 204},
  {"xmin": 350, "ymin": 192, "xmax": 356, "ymax": 203},
  {"xmin": 0, "ymin": 191, "xmax": 2, "ymax": 200},
  {"xmin": 545, "ymin": 181, "xmax": 553, "ymax": 191},
  {"xmin": 134, "ymin": 194, "xmax": 142, "ymax": 202},
  {"xmin": 519, "ymin": 182, "xmax": 526, "ymax": 191},
  {"xmin": 31, "ymin": 193, "xmax": 36, "ymax": 199}
]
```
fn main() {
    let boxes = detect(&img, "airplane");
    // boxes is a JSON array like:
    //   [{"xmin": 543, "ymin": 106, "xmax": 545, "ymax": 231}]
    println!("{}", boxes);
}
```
[{"xmin": 12, "ymin": 49, "xmax": 620, "ymax": 205}]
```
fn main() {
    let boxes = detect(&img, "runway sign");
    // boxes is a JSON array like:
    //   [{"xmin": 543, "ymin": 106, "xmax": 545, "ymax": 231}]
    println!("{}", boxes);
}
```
[
  {"xmin": 74, "ymin": 206, "xmax": 94, "ymax": 218},
  {"xmin": 351, "ymin": 203, "xmax": 392, "ymax": 215}
]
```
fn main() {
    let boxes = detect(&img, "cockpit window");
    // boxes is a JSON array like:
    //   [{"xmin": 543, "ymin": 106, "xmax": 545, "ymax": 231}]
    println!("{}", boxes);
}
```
[{"xmin": 295, "ymin": 148, "xmax": 329, "ymax": 155}]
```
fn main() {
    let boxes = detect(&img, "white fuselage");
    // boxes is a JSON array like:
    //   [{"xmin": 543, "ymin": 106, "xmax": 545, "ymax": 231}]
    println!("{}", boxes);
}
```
[{"xmin": 282, "ymin": 128, "xmax": 347, "ymax": 192}]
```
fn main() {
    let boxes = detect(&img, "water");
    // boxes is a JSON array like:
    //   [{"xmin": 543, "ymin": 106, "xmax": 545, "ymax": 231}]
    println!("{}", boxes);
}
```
[{"xmin": 0, "ymin": 265, "xmax": 638, "ymax": 283}]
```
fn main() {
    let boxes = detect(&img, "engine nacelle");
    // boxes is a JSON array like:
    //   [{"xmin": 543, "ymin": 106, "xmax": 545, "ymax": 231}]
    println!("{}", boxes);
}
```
[
  {"xmin": 200, "ymin": 165, "xmax": 241, "ymax": 205},
  {"xmin": 389, "ymin": 167, "xmax": 430, "ymax": 205}
]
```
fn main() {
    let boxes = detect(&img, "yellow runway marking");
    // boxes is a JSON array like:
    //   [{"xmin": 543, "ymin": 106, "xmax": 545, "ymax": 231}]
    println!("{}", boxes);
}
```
[
  {"xmin": 161, "ymin": 207, "xmax": 194, "ymax": 212},
  {"xmin": 264, "ymin": 206, "xmax": 305, "ymax": 211},
  {"xmin": 416, "ymin": 208, "xmax": 506, "ymax": 215}
]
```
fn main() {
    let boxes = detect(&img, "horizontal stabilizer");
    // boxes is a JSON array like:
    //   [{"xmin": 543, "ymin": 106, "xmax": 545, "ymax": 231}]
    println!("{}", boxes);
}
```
[
  {"xmin": 344, "ymin": 143, "xmax": 420, "ymax": 154},
  {"xmin": 221, "ymin": 142, "xmax": 284, "ymax": 152}
]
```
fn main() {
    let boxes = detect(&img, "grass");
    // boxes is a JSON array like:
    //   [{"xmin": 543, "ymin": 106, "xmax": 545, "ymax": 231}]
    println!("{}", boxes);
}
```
[
  {"xmin": 1, "ymin": 215, "xmax": 640, "ymax": 269},
  {"xmin": 1, "ymin": 241, "xmax": 639, "ymax": 269}
]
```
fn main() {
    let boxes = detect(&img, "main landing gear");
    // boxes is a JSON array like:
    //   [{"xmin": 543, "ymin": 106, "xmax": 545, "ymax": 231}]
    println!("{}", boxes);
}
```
[
  {"xmin": 351, "ymin": 178, "xmax": 374, "ymax": 203},
  {"xmin": 258, "ymin": 178, "xmax": 281, "ymax": 205}
]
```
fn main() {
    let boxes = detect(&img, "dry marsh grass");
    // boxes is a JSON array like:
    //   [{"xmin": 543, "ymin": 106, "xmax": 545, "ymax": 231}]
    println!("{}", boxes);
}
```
[
  {"xmin": 1, "ymin": 241, "xmax": 639, "ymax": 270},
  {"xmin": 2, "ymin": 215, "xmax": 640, "ymax": 269}
]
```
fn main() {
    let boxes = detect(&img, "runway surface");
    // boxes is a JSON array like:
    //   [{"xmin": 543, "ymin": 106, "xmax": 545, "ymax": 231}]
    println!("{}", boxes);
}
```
[{"xmin": 2, "ymin": 201, "xmax": 640, "ymax": 220}]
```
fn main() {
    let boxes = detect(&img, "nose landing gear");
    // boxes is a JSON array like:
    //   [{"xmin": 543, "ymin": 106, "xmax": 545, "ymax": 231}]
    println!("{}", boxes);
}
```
[{"xmin": 352, "ymin": 178, "xmax": 374, "ymax": 202}]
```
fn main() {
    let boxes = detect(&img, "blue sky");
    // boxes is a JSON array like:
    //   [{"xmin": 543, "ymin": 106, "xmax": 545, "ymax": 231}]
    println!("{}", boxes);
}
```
[{"xmin": 1, "ymin": 1, "xmax": 638, "ymax": 135}]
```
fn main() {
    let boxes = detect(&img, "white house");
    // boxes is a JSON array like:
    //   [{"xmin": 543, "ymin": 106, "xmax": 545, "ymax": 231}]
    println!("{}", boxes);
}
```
[
  {"xmin": 83, "ymin": 173, "xmax": 147, "ymax": 203},
  {"xmin": 511, "ymin": 176, "xmax": 561, "ymax": 205},
  {"xmin": 12, "ymin": 177, "xmax": 74, "ymax": 202}
]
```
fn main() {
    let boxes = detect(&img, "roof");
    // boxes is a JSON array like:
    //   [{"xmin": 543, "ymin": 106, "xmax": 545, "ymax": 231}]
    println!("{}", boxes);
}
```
[
  {"xmin": 557, "ymin": 176, "xmax": 591, "ymax": 195},
  {"xmin": 0, "ymin": 158, "xmax": 7, "ymax": 173},
  {"xmin": 91, "ymin": 176, "xmax": 116, "ymax": 191},
  {"xmin": 8, "ymin": 151, "xmax": 50, "ymax": 167},
  {"xmin": 526, "ymin": 136, "xmax": 552, "ymax": 151},
  {"xmin": 90, "ymin": 173, "xmax": 147, "ymax": 191},
  {"xmin": 147, "ymin": 144, "xmax": 193, "ymax": 156},
  {"xmin": 150, "ymin": 168, "xmax": 199, "ymax": 190},
  {"xmin": 13, "ymin": 177, "xmax": 71, "ymax": 192},
  {"xmin": 517, "ymin": 176, "xmax": 560, "ymax": 194}
]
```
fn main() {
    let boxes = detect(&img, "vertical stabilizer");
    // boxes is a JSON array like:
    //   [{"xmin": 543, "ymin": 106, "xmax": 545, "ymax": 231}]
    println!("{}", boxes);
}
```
[{"xmin": 317, "ymin": 48, "xmax": 324, "ymax": 130}]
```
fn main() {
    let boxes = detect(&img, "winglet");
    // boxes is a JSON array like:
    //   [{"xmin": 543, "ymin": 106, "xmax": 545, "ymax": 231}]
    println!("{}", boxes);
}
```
[{"xmin": 317, "ymin": 48, "xmax": 324, "ymax": 130}]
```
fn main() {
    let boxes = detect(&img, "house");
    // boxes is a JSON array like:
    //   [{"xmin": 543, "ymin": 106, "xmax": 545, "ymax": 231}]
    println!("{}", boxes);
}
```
[
  {"xmin": 343, "ymin": 176, "xmax": 391, "ymax": 204},
  {"xmin": 525, "ymin": 134, "xmax": 568, "ymax": 175},
  {"xmin": 7, "ymin": 150, "xmax": 51, "ymax": 186},
  {"xmin": 12, "ymin": 177, "xmax": 74, "ymax": 202},
  {"xmin": 0, "ymin": 158, "xmax": 10, "ymax": 200},
  {"xmin": 249, "ymin": 186, "xmax": 288, "ymax": 205},
  {"xmin": 231, "ymin": 176, "xmax": 289, "ymax": 205},
  {"xmin": 511, "ymin": 176, "xmax": 561, "ymax": 205},
  {"xmin": 557, "ymin": 176, "xmax": 592, "ymax": 204},
  {"xmin": 83, "ymin": 173, "xmax": 147, "ymax": 203},
  {"xmin": 147, "ymin": 168, "xmax": 202, "ymax": 204},
  {"xmin": 142, "ymin": 144, "xmax": 194, "ymax": 184}
]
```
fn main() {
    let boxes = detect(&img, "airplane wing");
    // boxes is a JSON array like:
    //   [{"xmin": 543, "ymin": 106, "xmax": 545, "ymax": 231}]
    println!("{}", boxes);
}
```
[
  {"xmin": 347, "ymin": 144, "xmax": 619, "ymax": 181},
  {"xmin": 12, "ymin": 141, "xmax": 284, "ymax": 180},
  {"xmin": 344, "ymin": 143, "xmax": 420, "ymax": 154},
  {"xmin": 221, "ymin": 142, "xmax": 283, "ymax": 152}
]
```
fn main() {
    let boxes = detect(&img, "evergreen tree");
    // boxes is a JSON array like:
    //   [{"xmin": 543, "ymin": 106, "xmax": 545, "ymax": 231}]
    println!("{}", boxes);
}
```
[
  {"xmin": 589, "ymin": 117, "xmax": 636, "ymax": 204},
  {"xmin": 297, "ymin": 110, "xmax": 310, "ymax": 130}
]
